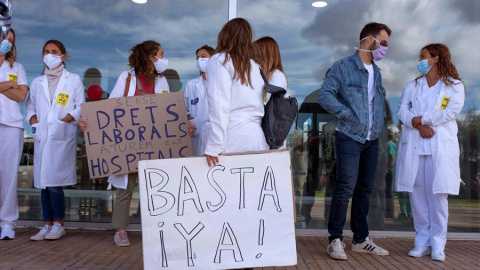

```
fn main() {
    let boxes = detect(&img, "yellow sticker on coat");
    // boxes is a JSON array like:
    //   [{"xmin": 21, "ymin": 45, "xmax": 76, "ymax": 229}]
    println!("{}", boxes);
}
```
[
  {"xmin": 440, "ymin": 96, "xmax": 450, "ymax": 110},
  {"xmin": 162, "ymin": 90, "xmax": 168, "ymax": 94},
  {"xmin": 8, "ymin": 73, "xmax": 17, "ymax": 82},
  {"xmin": 56, "ymin": 93, "xmax": 69, "ymax": 106}
]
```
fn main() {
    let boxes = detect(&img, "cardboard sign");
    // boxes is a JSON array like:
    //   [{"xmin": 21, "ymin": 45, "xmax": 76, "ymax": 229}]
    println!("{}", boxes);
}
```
[
  {"xmin": 82, "ymin": 92, "xmax": 193, "ymax": 178},
  {"xmin": 138, "ymin": 150, "xmax": 297, "ymax": 270}
]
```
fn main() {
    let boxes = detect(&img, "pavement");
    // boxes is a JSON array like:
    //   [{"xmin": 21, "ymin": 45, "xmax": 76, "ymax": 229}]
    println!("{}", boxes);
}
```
[{"xmin": 0, "ymin": 228, "xmax": 479, "ymax": 270}]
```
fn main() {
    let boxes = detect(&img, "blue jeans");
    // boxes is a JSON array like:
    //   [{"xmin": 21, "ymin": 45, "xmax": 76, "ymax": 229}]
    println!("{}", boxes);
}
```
[
  {"xmin": 41, "ymin": 187, "xmax": 66, "ymax": 222},
  {"xmin": 328, "ymin": 131, "xmax": 378, "ymax": 243}
]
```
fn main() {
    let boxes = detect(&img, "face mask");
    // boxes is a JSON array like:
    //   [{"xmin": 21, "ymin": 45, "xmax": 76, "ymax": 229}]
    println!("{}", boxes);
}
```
[
  {"xmin": 196, "ymin": 58, "xmax": 209, "ymax": 72},
  {"xmin": 0, "ymin": 40, "xmax": 12, "ymax": 55},
  {"xmin": 356, "ymin": 37, "xmax": 388, "ymax": 61},
  {"xmin": 43, "ymin": 54, "xmax": 63, "ymax": 70},
  {"xmin": 417, "ymin": 59, "xmax": 432, "ymax": 75},
  {"xmin": 153, "ymin": 56, "xmax": 168, "ymax": 73}
]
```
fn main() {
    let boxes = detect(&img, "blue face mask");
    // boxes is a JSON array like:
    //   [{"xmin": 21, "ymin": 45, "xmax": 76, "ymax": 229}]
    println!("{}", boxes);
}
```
[
  {"xmin": 0, "ymin": 40, "xmax": 12, "ymax": 55},
  {"xmin": 417, "ymin": 58, "xmax": 432, "ymax": 74}
]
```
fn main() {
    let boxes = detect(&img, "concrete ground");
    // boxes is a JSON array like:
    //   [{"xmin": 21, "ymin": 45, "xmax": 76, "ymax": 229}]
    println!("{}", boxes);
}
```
[{"xmin": 0, "ymin": 228, "xmax": 479, "ymax": 270}]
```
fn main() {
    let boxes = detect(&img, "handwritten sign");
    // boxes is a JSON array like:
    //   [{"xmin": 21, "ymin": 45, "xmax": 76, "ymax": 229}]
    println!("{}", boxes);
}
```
[
  {"xmin": 138, "ymin": 150, "xmax": 297, "ymax": 270},
  {"xmin": 81, "ymin": 92, "xmax": 193, "ymax": 178}
]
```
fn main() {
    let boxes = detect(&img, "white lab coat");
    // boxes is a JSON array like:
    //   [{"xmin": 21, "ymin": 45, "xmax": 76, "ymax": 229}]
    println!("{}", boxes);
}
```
[
  {"xmin": 25, "ymin": 69, "xmax": 85, "ymax": 188},
  {"xmin": 395, "ymin": 77, "xmax": 465, "ymax": 195},
  {"xmin": 107, "ymin": 69, "xmax": 170, "ymax": 189},
  {"xmin": 0, "ymin": 61, "xmax": 28, "ymax": 128},
  {"xmin": 204, "ymin": 52, "xmax": 269, "ymax": 156},
  {"xmin": 184, "ymin": 76, "xmax": 209, "ymax": 156}
]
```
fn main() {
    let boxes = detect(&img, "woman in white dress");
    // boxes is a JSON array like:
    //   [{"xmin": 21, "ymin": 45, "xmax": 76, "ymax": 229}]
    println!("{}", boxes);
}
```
[
  {"xmin": 204, "ymin": 18, "xmax": 269, "ymax": 166},
  {"xmin": 0, "ymin": 28, "xmax": 28, "ymax": 240},
  {"xmin": 395, "ymin": 43, "xmax": 465, "ymax": 261}
]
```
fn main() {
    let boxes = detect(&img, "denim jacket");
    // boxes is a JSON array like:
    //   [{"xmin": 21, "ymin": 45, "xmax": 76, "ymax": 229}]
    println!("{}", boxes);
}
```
[{"xmin": 318, "ymin": 52, "xmax": 386, "ymax": 143}]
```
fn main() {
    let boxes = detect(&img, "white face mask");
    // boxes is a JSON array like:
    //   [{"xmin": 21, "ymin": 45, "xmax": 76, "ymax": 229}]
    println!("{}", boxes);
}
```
[
  {"xmin": 153, "ymin": 56, "xmax": 168, "ymax": 73},
  {"xmin": 196, "ymin": 58, "xmax": 209, "ymax": 73},
  {"xmin": 43, "ymin": 54, "xmax": 63, "ymax": 70}
]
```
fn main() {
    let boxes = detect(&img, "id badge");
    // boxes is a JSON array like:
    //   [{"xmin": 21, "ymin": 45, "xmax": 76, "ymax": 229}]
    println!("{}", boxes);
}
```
[
  {"xmin": 56, "ymin": 93, "xmax": 69, "ymax": 106},
  {"xmin": 440, "ymin": 96, "xmax": 450, "ymax": 110},
  {"xmin": 8, "ymin": 73, "xmax": 17, "ymax": 82}
]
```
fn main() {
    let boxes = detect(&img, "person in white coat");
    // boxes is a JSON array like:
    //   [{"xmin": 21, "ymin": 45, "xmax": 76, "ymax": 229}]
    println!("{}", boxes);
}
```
[
  {"xmin": 79, "ymin": 40, "xmax": 170, "ymax": 247},
  {"xmin": 184, "ymin": 45, "xmax": 214, "ymax": 156},
  {"xmin": 253, "ymin": 36, "xmax": 288, "ymax": 103},
  {"xmin": 0, "ymin": 28, "xmax": 28, "ymax": 240},
  {"xmin": 395, "ymin": 43, "xmax": 465, "ymax": 262},
  {"xmin": 26, "ymin": 40, "xmax": 85, "ymax": 241},
  {"xmin": 204, "ymin": 18, "xmax": 269, "ymax": 167},
  {"xmin": 253, "ymin": 36, "xmax": 289, "ymax": 150}
]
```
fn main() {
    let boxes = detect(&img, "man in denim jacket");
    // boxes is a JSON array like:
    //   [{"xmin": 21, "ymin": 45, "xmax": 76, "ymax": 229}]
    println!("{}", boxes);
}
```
[{"xmin": 318, "ymin": 22, "xmax": 391, "ymax": 261}]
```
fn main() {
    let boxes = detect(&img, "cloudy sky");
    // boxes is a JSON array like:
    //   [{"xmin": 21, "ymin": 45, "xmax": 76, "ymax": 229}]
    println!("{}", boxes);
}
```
[{"xmin": 13, "ymin": 0, "xmax": 480, "ymax": 122}]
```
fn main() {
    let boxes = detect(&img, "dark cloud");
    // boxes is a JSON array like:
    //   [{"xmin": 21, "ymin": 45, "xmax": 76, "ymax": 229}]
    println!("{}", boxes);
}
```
[{"xmin": 450, "ymin": 0, "xmax": 480, "ymax": 24}]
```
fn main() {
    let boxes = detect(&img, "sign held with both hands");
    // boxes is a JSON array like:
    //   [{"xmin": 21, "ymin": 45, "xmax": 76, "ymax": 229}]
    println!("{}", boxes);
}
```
[{"xmin": 81, "ymin": 92, "xmax": 193, "ymax": 178}]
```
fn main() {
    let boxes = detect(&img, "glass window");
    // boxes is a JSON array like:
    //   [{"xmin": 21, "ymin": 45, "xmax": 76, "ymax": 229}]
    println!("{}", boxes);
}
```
[
  {"xmin": 239, "ymin": 0, "xmax": 480, "ymax": 232},
  {"xmin": 15, "ymin": 0, "xmax": 228, "ymax": 224}
]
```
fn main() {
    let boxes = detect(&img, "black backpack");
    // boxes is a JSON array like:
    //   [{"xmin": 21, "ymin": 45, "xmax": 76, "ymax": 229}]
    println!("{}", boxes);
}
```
[{"xmin": 260, "ymin": 70, "xmax": 298, "ymax": 149}]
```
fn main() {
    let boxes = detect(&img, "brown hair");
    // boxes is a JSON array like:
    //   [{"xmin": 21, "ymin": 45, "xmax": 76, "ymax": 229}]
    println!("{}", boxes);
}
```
[
  {"xmin": 359, "ymin": 22, "xmax": 392, "ymax": 41},
  {"xmin": 42, "ymin": 39, "xmax": 68, "ymax": 67},
  {"xmin": 5, "ymin": 28, "xmax": 16, "ymax": 68},
  {"xmin": 196, "ymin": 45, "xmax": 214, "ymax": 57},
  {"xmin": 128, "ymin": 40, "xmax": 162, "ymax": 86},
  {"xmin": 415, "ymin": 43, "xmax": 463, "ymax": 87},
  {"xmin": 253, "ymin": 36, "xmax": 285, "ymax": 82},
  {"xmin": 215, "ymin": 18, "xmax": 255, "ymax": 87}
]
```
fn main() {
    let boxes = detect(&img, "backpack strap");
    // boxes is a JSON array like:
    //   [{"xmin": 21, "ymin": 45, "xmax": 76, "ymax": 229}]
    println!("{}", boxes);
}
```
[
  {"xmin": 123, "ymin": 73, "xmax": 132, "ymax": 97},
  {"xmin": 259, "ymin": 68, "xmax": 287, "ymax": 96}
]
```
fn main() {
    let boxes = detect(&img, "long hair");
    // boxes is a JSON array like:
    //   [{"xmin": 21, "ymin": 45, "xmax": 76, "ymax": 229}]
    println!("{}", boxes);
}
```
[
  {"xmin": 415, "ymin": 43, "xmax": 463, "ymax": 87},
  {"xmin": 215, "ymin": 18, "xmax": 255, "ymax": 87},
  {"xmin": 253, "ymin": 36, "xmax": 285, "ymax": 82},
  {"xmin": 5, "ymin": 28, "xmax": 15, "ymax": 68},
  {"xmin": 42, "ymin": 39, "xmax": 68, "ymax": 67},
  {"xmin": 128, "ymin": 40, "xmax": 162, "ymax": 86}
]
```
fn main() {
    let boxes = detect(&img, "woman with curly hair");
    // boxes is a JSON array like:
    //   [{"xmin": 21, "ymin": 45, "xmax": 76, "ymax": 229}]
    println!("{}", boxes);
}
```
[
  {"xmin": 395, "ymin": 43, "xmax": 465, "ymax": 261},
  {"xmin": 79, "ymin": 40, "xmax": 170, "ymax": 246}
]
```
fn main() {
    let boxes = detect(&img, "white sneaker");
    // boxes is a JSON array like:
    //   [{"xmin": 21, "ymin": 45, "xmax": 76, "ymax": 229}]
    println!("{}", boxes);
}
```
[
  {"xmin": 431, "ymin": 251, "xmax": 446, "ymax": 261},
  {"xmin": 352, "ymin": 237, "xmax": 389, "ymax": 255},
  {"xmin": 114, "ymin": 230, "xmax": 131, "ymax": 247},
  {"xmin": 1, "ymin": 223, "xmax": 15, "ymax": 240},
  {"xmin": 44, "ymin": 222, "xmax": 66, "ymax": 240},
  {"xmin": 327, "ymin": 238, "xmax": 347, "ymax": 260},
  {"xmin": 408, "ymin": 246, "xmax": 431, "ymax": 257},
  {"xmin": 30, "ymin": 225, "xmax": 51, "ymax": 241}
]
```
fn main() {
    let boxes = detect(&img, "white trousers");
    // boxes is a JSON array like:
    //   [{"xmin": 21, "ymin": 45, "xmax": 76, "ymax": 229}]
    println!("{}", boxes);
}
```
[
  {"xmin": 409, "ymin": 155, "xmax": 448, "ymax": 252},
  {"xmin": 0, "ymin": 124, "xmax": 23, "ymax": 223}
]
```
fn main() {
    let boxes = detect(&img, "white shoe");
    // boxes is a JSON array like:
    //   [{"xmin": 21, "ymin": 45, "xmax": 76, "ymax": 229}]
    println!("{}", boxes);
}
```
[
  {"xmin": 44, "ymin": 222, "xmax": 66, "ymax": 240},
  {"xmin": 30, "ymin": 225, "xmax": 51, "ymax": 241},
  {"xmin": 431, "ymin": 251, "xmax": 446, "ymax": 261},
  {"xmin": 1, "ymin": 223, "xmax": 15, "ymax": 240},
  {"xmin": 408, "ymin": 246, "xmax": 431, "ymax": 257},
  {"xmin": 352, "ymin": 237, "xmax": 389, "ymax": 255},
  {"xmin": 327, "ymin": 238, "xmax": 347, "ymax": 260},
  {"xmin": 114, "ymin": 230, "xmax": 131, "ymax": 247}
]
